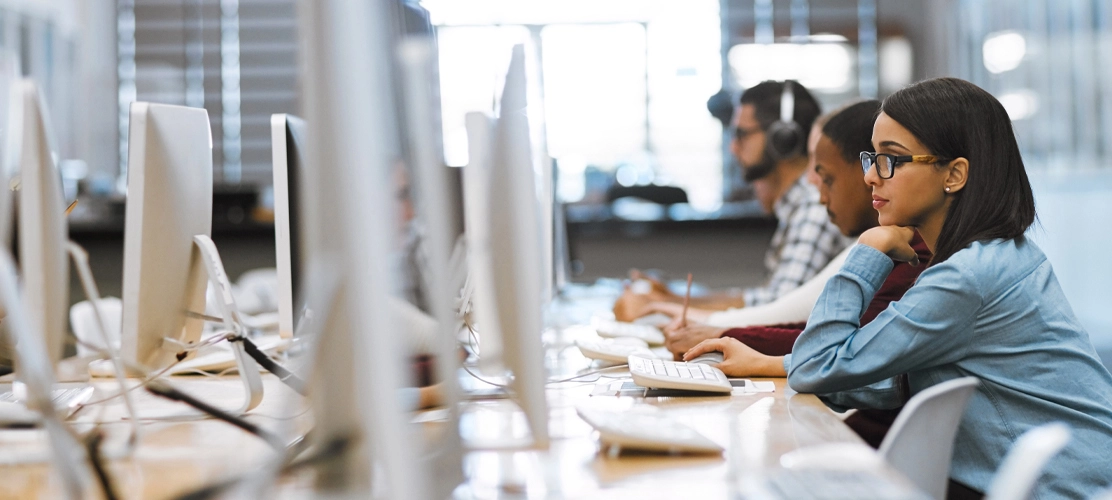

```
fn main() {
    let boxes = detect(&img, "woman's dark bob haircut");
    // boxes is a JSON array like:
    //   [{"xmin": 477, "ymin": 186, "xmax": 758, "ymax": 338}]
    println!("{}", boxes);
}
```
[{"xmin": 881, "ymin": 77, "xmax": 1036, "ymax": 265}]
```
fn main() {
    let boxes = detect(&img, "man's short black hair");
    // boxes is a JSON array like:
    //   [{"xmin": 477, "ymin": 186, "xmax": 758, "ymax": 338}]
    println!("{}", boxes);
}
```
[{"xmin": 739, "ymin": 80, "xmax": 821, "ymax": 134}]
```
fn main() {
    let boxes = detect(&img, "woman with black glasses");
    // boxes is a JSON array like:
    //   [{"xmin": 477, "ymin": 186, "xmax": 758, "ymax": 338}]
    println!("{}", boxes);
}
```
[{"xmin": 694, "ymin": 77, "xmax": 1112, "ymax": 499}]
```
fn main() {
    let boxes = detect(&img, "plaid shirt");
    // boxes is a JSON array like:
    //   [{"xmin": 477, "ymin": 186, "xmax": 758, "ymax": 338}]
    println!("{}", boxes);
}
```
[{"xmin": 743, "ymin": 175, "xmax": 851, "ymax": 306}]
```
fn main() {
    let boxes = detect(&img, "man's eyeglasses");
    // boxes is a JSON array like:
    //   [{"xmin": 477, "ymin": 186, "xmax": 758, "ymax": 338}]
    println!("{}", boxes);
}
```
[
  {"xmin": 859, "ymin": 152, "xmax": 951, "ymax": 179},
  {"xmin": 733, "ymin": 126, "xmax": 763, "ymax": 142}
]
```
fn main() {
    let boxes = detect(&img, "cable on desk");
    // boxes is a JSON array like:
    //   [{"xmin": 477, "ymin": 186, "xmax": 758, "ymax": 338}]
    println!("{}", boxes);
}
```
[
  {"xmin": 175, "ymin": 366, "xmax": 239, "ymax": 379},
  {"xmin": 228, "ymin": 336, "xmax": 307, "ymax": 396},
  {"xmin": 78, "ymin": 357, "xmax": 182, "ymax": 407},
  {"xmin": 460, "ymin": 362, "xmax": 512, "ymax": 389},
  {"xmin": 184, "ymin": 310, "xmax": 230, "ymax": 323},
  {"xmin": 171, "ymin": 435, "xmax": 351, "ymax": 500},
  {"xmin": 74, "ymin": 332, "xmax": 232, "ymax": 408},
  {"xmin": 243, "ymin": 406, "xmax": 312, "ymax": 422},
  {"xmin": 83, "ymin": 428, "xmax": 119, "ymax": 500},
  {"xmin": 461, "ymin": 320, "xmax": 481, "ymax": 356},
  {"xmin": 144, "ymin": 379, "xmax": 284, "ymax": 450},
  {"xmin": 547, "ymin": 364, "xmax": 628, "ymax": 384}
]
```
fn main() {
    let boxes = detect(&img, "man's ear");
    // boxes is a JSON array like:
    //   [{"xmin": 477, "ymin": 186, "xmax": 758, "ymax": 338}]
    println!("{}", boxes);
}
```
[{"xmin": 944, "ymin": 157, "xmax": 969, "ymax": 194}]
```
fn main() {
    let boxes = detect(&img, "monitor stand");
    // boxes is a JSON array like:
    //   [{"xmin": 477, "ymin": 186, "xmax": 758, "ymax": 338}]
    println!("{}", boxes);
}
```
[{"xmin": 192, "ymin": 235, "xmax": 264, "ymax": 415}]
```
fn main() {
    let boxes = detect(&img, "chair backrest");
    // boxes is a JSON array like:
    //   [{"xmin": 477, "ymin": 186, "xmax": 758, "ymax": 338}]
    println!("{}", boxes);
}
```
[
  {"xmin": 878, "ymin": 376, "xmax": 980, "ymax": 500},
  {"xmin": 984, "ymin": 423, "xmax": 1071, "ymax": 500}
]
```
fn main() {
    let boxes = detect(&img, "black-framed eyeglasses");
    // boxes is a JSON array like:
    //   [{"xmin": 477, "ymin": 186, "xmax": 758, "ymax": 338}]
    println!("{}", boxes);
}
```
[
  {"xmin": 859, "ymin": 152, "xmax": 951, "ymax": 179},
  {"xmin": 733, "ymin": 126, "xmax": 763, "ymax": 142}
]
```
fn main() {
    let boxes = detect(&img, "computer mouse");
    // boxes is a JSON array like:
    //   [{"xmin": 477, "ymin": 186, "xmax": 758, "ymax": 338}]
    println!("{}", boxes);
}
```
[
  {"xmin": 610, "ymin": 337, "xmax": 650, "ymax": 348},
  {"xmin": 687, "ymin": 351, "xmax": 724, "ymax": 365},
  {"xmin": 0, "ymin": 401, "xmax": 40, "ymax": 427}
]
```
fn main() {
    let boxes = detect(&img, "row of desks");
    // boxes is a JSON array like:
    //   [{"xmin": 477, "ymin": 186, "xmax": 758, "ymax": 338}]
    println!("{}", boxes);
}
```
[{"xmin": 0, "ymin": 290, "xmax": 900, "ymax": 499}]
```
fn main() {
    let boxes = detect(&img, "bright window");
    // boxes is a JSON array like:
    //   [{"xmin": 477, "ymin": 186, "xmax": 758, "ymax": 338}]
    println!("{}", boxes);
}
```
[
  {"xmin": 428, "ymin": 1, "xmax": 722, "ymax": 211},
  {"xmin": 436, "ymin": 25, "xmax": 531, "ymax": 168},
  {"xmin": 728, "ymin": 43, "xmax": 855, "ymax": 93},
  {"xmin": 540, "ymin": 23, "xmax": 647, "ymax": 166}
]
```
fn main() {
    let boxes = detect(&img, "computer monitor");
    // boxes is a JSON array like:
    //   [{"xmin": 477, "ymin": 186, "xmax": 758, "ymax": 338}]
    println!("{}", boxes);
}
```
[
  {"xmin": 0, "ymin": 52, "xmax": 20, "ymax": 248},
  {"xmin": 295, "ymin": 0, "xmax": 424, "ymax": 497},
  {"xmin": 397, "ymin": 35, "xmax": 465, "ymax": 496},
  {"xmin": 0, "ymin": 79, "xmax": 86, "ymax": 494},
  {"xmin": 465, "ymin": 44, "xmax": 550, "ymax": 448},
  {"xmin": 120, "ymin": 102, "xmax": 212, "ymax": 370},
  {"xmin": 10, "ymin": 80, "xmax": 68, "ymax": 367},
  {"xmin": 270, "ymin": 113, "xmax": 307, "ymax": 340}
]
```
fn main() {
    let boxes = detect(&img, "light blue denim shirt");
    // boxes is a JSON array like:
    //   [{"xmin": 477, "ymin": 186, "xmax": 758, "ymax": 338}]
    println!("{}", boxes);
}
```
[{"xmin": 785, "ymin": 237, "xmax": 1112, "ymax": 499}]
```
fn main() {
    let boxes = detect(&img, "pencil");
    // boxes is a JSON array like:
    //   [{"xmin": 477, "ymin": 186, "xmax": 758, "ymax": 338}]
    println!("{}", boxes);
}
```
[{"xmin": 680, "ymin": 273, "xmax": 693, "ymax": 328}]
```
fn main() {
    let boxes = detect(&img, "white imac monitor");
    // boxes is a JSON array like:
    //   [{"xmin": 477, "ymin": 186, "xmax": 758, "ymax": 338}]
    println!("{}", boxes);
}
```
[
  {"xmin": 120, "ymin": 102, "xmax": 213, "ymax": 369},
  {"xmin": 296, "ymin": 0, "xmax": 424, "ymax": 497},
  {"xmin": 12, "ymin": 80, "xmax": 68, "ymax": 366},
  {"xmin": 0, "ymin": 54, "xmax": 20, "ymax": 247},
  {"xmin": 270, "ymin": 113, "xmax": 307, "ymax": 340},
  {"xmin": 467, "ymin": 44, "xmax": 550, "ymax": 447}
]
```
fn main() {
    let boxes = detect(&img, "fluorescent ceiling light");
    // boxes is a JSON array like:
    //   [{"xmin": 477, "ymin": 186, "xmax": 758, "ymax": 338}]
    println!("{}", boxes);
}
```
[{"xmin": 983, "ymin": 31, "xmax": 1027, "ymax": 74}]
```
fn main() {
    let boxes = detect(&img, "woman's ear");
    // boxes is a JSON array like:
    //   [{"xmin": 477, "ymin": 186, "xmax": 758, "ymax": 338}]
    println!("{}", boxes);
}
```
[{"xmin": 944, "ymin": 158, "xmax": 969, "ymax": 194}]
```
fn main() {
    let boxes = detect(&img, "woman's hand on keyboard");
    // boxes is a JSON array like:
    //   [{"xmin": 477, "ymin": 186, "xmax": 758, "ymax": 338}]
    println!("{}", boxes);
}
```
[{"xmin": 683, "ymin": 337, "xmax": 787, "ymax": 378}]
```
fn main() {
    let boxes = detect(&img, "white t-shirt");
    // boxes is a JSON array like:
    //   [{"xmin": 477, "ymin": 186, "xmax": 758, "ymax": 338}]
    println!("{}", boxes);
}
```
[
  {"xmin": 392, "ymin": 297, "xmax": 438, "ymax": 356},
  {"xmin": 706, "ymin": 242, "xmax": 854, "ymax": 328}
]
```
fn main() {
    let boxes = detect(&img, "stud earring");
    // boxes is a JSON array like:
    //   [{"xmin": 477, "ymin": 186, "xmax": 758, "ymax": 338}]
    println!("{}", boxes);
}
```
[{"xmin": 945, "ymin": 187, "xmax": 951, "ymax": 192}]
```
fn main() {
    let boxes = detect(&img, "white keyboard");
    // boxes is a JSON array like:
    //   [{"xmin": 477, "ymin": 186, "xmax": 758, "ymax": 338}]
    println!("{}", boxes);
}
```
[
  {"xmin": 627, "ymin": 354, "xmax": 731, "ymax": 393},
  {"xmin": 766, "ymin": 469, "xmax": 929, "ymax": 500},
  {"xmin": 592, "ymin": 319, "xmax": 665, "ymax": 345},
  {"xmin": 575, "ymin": 338, "xmax": 654, "ymax": 363},
  {"xmin": 577, "ymin": 407, "xmax": 723, "ymax": 454},
  {"xmin": 0, "ymin": 385, "xmax": 94, "ymax": 417}
]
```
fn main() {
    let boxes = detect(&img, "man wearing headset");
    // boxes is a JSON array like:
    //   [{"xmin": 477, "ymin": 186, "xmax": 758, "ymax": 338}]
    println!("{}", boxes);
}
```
[
  {"xmin": 731, "ymin": 81, "xmax": 850, "ymax": 305},
  {"xmin": 614, "ymin": 80, "xmax": 849, "ymax": 318}
]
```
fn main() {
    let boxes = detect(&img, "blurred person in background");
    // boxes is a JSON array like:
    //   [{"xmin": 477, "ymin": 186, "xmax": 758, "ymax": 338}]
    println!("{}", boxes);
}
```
[{"xmin": 615, "ymin": 80, "xmax": 850, "ymax": 321}]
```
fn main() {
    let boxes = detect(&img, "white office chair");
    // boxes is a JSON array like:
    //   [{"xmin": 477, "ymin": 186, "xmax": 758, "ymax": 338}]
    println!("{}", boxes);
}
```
[
  {"xmin": 878, "ymin": 376, "xmax": 980, "ymax": 500},
  {"xmin": 984, "ymin": 423, "xmax": 1071, "ymax": 500}
]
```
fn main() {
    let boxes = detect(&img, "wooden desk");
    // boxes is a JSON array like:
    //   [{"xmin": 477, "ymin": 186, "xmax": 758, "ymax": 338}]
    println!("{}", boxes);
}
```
[
  {"xmin": 0, "ymin": 291, "xmax": 905, "ymax": 499},
  {"xmin": 458, "ymin": 378, "xmax": 866, "ymax": 498},
  {"xmin": 0, "ymin": 375, "xmax": 306, "ymax": 499},
  {"xmin": 454, "ymin": 322, "xmax": 868, "ymax": 498}
]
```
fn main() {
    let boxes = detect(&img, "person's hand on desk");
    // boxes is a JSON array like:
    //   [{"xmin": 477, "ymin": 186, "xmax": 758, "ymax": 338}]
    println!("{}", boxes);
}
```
[
  {"xmin": 418, "ymin": 383, "xmax": 443, "ymax": 410},
  {"xmin": 613, "ymin": 290, "xmax": 655, "ymax": 322},
  {"xmin": 658, "ymin": 305, "xmax": 713, "ymax": 330},
  {"xmin": 684, "ymin": 337, "xmax": 786, "ymax": 377},
  {"xmin": 612, "ymin": 270, "xmax": 678, "ymax": 321},
  {"xmin": 663, "ymin": 321, "xmax": 726, "ymax": 355}
]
